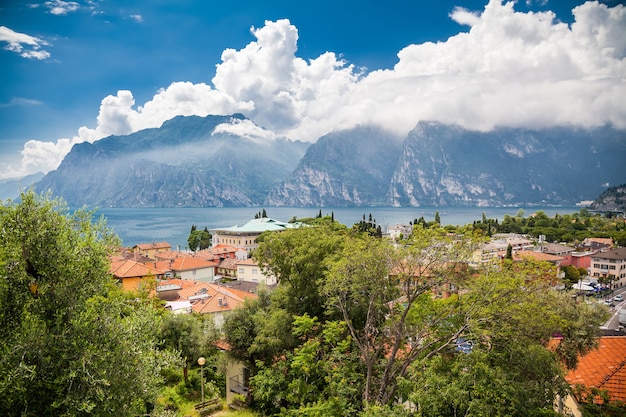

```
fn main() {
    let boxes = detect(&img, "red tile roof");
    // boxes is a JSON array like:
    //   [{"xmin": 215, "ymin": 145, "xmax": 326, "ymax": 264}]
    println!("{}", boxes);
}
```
[
  {"xmin": 134, "ymin": 242, "xmax": 172, "ymax": 250},
  {"xmin": 565, "ymin": 336, "xmax": 626, "ymax": 404},
  {"xmin": 110, "ymin": 259, "xmax": 166, "ymax": 278},
  {"xmin": 170, "ymin": 256, "xmax": 218, "ymax": 272},
  {"xmin": 177, "ymin": 282, "xmax": 256, "ymax": 314}
]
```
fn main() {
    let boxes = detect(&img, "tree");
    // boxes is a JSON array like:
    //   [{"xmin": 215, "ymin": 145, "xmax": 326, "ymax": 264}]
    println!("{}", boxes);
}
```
[
  {"xmin": 323, "ymin": 228, "xmax": 474, "ymax": 406},
  {"xmin": 160, "ymin": 313, "xmax": 210, "ymax": 384},
  {"xmin": 188, "ymin": 226, "xmax": 212, "ymax": 251},
  {"xmin": 408, "ymin": 261, "xmax": 608, "ymax": 417},
  {"xmin": 435, "ymin": 211, "xmax": 441, "ymax": 224},
  {"xmin": 253, "ymin": 225, "xmax": 347, "ymax": 319},
  {"xmin": 0, "ymin": 191, "xmax": 171, "ymax": 416}
]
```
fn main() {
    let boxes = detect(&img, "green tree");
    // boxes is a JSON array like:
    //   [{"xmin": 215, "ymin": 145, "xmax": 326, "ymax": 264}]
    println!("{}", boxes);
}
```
[
  {"xmin": 188, "ymin": 225, "xmax": 212, "ymax": 251},
  {"xmin": 160, "ymin": 313, "xmax": 210, "ymax": 384},
  {"xmin": 0, "ymin": 191, "xmax": 171, "ymax": 416},
  {"xmin": 434, "ymin": 211, "xmax": 441, "ymax": 224},
  {"xmin": 253, "ymin": 225, "xmax": 347, "ymax": 319},
  {"xmin": 324, "ymin": 228, "xmax": 473, "ymax": 406},
  {"xmin": 408, "ymin": 262, "xmax": 608, "ymax": 417}
]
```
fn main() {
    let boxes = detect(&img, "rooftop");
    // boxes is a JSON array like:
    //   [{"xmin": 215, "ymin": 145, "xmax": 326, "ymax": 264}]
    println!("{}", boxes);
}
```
[
  {"xmin": 565, "ymin": 336, "xmax": 626, "ymax": 404},
  {"xmin": 212, "ymin": 217, "xmax": 302, "ymax": 234}
]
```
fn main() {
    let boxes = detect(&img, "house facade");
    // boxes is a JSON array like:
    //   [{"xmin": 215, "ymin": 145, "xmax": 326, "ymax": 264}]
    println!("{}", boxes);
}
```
[
  {"xmin": 133, "ymin": 241, "xmax": 172, "ymax": 259},
  {"xmin": 170, "ymin": 256, "xmax": 218, "ymax": 282},
  {"xmin": 235, "ymin": 258, "xmax": 277, "ymax": 286},
  {"xmin": 589, "ymin": 248, "xmax": 626, "ymax": 289},
  {"xmin": 110, "ymin": 259, "xmax": 165, "ymax": 291},
  {"xmin": 211, "ymin": 217, "xmax": 302, "ymax": 252}
]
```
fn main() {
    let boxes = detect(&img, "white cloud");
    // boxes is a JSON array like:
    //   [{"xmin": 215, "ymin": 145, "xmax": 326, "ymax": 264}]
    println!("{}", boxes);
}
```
[
  {"xmin": 130, "ymin": 14, "xmax": 143, "ymax": 23},
  {"xmin": 4, "ymin": 0, "xmax": 625, "ymax": 179},
  {"xmin": 212, "ymin": 118, "xmax": 278, "ymax": 142},
  {"xmin": 0, "ymin": 26, "xmax": 50, "ymax": 60},
  {"xmin": 45, "ymin": 0, "xmax": 80, "ymax": 15},
  {"xmin": 450, "ymin": 6, "xmax": 481, "ymax": 27}
]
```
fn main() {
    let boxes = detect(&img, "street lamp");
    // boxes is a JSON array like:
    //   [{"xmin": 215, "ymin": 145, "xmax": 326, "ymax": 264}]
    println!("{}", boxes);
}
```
[{"xmin": 197, "ymin": 356, "xmax": 206, "ymax": 403}]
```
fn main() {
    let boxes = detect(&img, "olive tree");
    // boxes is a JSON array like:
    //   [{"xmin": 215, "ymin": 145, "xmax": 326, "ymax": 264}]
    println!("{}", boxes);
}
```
[{"xmin": 0, "ymin": 191, "xmax": 172, "ymax": 416}]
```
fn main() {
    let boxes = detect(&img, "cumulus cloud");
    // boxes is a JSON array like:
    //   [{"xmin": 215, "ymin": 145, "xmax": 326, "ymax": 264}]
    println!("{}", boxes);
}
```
[
  {"xmin": 4, "ymin": 0, "xmax": 625, "ymax": 179},
  {"xmin": 213, "ymin": 118, "xmax": 278, "ymax": 142},
  {"xmin": 45, "ymin": 0, "xmax": 80, "ymax": 15},
  {"xmin": 0, "ymin": 26, "xmax": 50, "ymax": 60}
]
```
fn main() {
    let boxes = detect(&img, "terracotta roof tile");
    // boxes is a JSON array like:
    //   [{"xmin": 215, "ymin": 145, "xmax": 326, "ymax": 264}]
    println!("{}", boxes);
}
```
[
  {"xmin": 177, "ymin": 282, "xmax": 256, "ymax": 314},
  {"xmin": 110, "ymin": 259, "xmax": 166, "ymax": 278},
  {"xmin": 134, "ymin": 242, "xmax": 172, "ymax": 250},
  {"xmin": 565, "ymin": 336, "xmax": 626, "ymax": 404},
  {"xmin": 170, "ymin": 256, "xmax": 218, "ymax": 272}
]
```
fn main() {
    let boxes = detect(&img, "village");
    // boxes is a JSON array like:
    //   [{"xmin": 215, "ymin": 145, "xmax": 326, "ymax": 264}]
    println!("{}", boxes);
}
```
[{"xmin": 109, "ymin": 213, "xmax": 626, "ymax": 416}]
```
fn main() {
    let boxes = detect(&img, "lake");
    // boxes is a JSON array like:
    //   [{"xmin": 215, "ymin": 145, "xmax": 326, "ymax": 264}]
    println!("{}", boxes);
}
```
[{"xmin": 96, "ymin": 206, "xmax": 581, "ymax": 250}]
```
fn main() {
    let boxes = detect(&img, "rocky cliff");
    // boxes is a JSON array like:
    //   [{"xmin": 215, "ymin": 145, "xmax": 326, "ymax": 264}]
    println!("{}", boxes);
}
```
[{"xmin": 36, "ymin": 114, "xmax": 626, "ymax": 208}]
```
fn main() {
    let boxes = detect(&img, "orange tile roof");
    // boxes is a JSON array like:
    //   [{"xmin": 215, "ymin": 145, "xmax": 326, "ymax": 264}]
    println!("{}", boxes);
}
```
[
  {"xmin": 177, "ymin": 282, "xmax": 256, "ymax": 314},
  {"xmin": 565, "ymin": 336, "xmax": 626, "ymax": 404},
  {"xmin": 211, "ymin": 244, "xmax": 241, "ymax": 253},
  {"xmin": 514, "ymin": 250, "xmax": 564, "ymax": 263},
  {"xmin": 219, "ymin": 258, "xmax": 238, "ymax": 270},
  {"xmin": 134, "ymin": 242, "xmax": 172, "ymax": 250},
  {"xmin": 110, "ymin": 259, "xmax": 166, "ymax": 278},
  {"xmin": 155, "ymin": 250, "xmax": 191, "ymax": 260},
  {"xmin": 170, "ymin": 256, "xmax": 218, "ymax": 272}
]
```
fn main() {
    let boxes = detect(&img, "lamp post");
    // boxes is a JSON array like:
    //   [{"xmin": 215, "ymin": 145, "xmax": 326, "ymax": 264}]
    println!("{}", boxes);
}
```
[{"xmin": 197, "ymin": 356, "xmax": 206, "ymax": 403}]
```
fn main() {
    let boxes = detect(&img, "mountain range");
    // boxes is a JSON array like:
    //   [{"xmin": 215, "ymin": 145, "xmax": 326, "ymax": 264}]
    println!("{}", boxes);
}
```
[{"xmin": 32, "ymin": 114, "xmax": 626, "ymax": 208}]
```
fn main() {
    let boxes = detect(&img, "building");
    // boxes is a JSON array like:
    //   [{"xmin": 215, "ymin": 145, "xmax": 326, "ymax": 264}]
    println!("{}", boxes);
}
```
[
  {"xmin": 387, "ymin": 224, "xmax": 413, "ymax": 241},
  {"xmin": 176, "ymin": 282, "xmax": 257, "ymax": 327},
  {"xmin": 562, "ymin": 336, "xmax": 626, "ymax": 414},
  {"xmin": 169, "ymin": 256, "xmax": 218, "ymax": 282},
  {"xmin": 235, "ymin": 258, "xmax": 277, "ymax": 286},
  {"xmin": 110, "ymin": 259, "xmax": 166, "ymax": 291},
  {"xmin": 540, "ymin": 243, "xmax": 574, "ymax": 266},
  {"xmin": 211, "ymin": 217, "xmax": 303, "ymax": 252},
  {"xmin": 132, "ymin": 242, "xmax": 172, "ymax": 259},
  {"xmin": 589, "ymin": 248, "xmax": 626, "ymax": 289},
  {"xmin": 470, "ymin": 235, "xmax": 534, "ymax": 268}
]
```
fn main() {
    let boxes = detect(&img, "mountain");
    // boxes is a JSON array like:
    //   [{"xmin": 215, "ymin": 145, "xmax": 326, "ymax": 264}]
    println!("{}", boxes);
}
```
[
  {"xmin": 35, "ymin": 115, "xmax": 626, "ymax": 208},
  {"xmin": 589, "ymin": 184, "xmax": 626, "ymax": 212},
  {"xmin": 385, "ymin": 122, "xmax": 626, "ymax": 207},
  {"xmin": 268, "ymin": 122, "xmax": 626, "ymax": 207},
  {"xmin": 35, "ymin": 114, "xmax": 309, "ymax": 207},
  {"xmin": 265, "ymin": 126, "xmax": 403, "ymax": 206},
  {"xmin": 0, "ymin": 172, "xmax": 45, "ymax": 201}
]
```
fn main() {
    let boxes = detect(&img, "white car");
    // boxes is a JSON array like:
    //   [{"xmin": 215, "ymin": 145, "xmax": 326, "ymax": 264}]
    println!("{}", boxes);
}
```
[{"xmin": 614, "ymin": 294, "xmax": 623, "ymax": 302}]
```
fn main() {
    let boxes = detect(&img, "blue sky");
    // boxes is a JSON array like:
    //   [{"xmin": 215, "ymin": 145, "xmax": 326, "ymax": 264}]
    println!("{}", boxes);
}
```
[{"xmin": 1, "ymin": 0, "xmax": 625, "ymax": 179}]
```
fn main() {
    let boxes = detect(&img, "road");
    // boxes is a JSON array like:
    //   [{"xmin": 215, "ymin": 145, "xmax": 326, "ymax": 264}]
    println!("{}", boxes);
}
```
[{"xmin": 600, "ymin": 288, "xmax": 626, "ymax": 331}]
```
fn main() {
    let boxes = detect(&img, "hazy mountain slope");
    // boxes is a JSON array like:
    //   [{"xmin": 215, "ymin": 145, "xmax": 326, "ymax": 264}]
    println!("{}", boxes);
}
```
[
  {"xmin": 386, "ymin": 122, "xmax": 626, "ymax": 207},
  {"xmin": 589, "ymin": 184, "xmax": 626, "ymax": 212},
  {"xmin": 0, "ymin": 172, "xmax": 45, "ymax": 201},
  {"xmin": 265, "ymin": 126, "xmax": 403, "ymax": 206},
  {"xmin": 34, "ymin": 113, "xmax": 625, "ymax": 208},
  {"xmin": 36, "ymin": 114, "xmax": 309, "ymax": 207}
]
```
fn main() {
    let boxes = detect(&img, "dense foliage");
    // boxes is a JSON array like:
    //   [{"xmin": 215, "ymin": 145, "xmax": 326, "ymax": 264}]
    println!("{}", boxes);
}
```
[
  {"xmin": 0, "ymin": 191, "xmax": 174, "ymax": 416},
  {"xmin": 468, "ymin": 209, "xmax": 626, "ymax": 246},
  {"xmin": 222, "ymin": 217, "xmax": 609, "ymax": 416}
]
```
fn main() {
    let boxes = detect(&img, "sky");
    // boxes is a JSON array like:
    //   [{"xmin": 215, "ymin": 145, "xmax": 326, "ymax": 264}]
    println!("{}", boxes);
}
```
[{"xmin": 1, "ymin": 0, "xmax": 625, "ymax": 180}]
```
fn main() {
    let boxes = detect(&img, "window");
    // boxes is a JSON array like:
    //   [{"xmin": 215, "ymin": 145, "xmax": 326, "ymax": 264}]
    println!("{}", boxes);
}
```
[
  {"xmin": 238, "ymin": 268, "xmax": 244, "ymax": 274},
  {"xmin": 252, "ymin": 269, "xmax": 258, "ymax": 274}
]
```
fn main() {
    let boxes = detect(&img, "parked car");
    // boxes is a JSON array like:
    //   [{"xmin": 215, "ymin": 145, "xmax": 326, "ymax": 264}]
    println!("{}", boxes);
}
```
[
  {"xmin": 604, "ymin": 299, "xmax": 615, "ymax": 307},
  {"xmin": 614, "ymin": 294, "xmax": 623, "ymax": 302}
]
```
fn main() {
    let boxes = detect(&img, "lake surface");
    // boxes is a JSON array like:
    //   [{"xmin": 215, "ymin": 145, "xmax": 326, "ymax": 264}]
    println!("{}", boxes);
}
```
[{"xmin": 96, "ymin": 206, "xmax": 581, "ymax": 250}]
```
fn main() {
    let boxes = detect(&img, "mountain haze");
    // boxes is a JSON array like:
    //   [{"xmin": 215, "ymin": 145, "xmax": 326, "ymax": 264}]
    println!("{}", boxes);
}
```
[
  {"xmin": 35, "ymin": 114, "xmax": 626, "ymax": 208},
  {"xmin": 36, "ymin": 114, "xmax": 309, "ymax": 207}
]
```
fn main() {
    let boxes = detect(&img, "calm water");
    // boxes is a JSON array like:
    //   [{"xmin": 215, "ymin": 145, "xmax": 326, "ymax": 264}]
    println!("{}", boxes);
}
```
[{"xmin": 96, "ymin": 206, "xmax": 581, "ymax": 250}]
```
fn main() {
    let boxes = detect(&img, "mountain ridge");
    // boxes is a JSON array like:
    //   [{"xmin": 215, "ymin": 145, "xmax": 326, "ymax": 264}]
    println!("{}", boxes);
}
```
[{"xmin": 34, "ymin": 114, "xmax": 626, "ymax": 208}]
